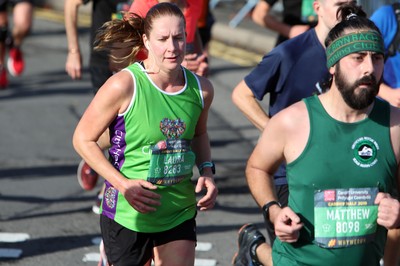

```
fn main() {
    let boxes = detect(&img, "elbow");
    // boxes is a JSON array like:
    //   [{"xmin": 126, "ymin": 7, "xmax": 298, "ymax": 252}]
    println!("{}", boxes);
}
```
[
  {"xmin": 231, "ymin": 86, "xmax": 242, "ymax": 108},
  {"xmin": 232, "ymin": 83, "xmax": 254, "ymax": 109},
  {"xmin": 72, "ymin": 130, "xmax": 83, "ymax": 156}
]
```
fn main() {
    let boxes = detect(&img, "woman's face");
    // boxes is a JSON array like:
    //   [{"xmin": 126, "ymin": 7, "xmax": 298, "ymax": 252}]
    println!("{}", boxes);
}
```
[{"xmin": 145, "ymin": 15, "xmax": 186, "ymax": 72}]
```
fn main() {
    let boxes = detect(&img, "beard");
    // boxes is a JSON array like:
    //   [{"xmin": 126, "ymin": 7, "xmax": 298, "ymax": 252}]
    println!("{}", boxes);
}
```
[{"xmin": 334, "ymin": 64, "xmax": 380, "ymax": 110}]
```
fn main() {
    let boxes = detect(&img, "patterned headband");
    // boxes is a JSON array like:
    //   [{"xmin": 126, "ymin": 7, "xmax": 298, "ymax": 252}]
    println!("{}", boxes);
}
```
[{"xmin": 326, "ymin": 31, "xmax": 384, "ymax": 68}]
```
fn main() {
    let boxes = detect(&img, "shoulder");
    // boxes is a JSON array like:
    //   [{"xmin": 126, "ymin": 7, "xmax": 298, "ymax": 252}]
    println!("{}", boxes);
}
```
[
  {"xmin": 184, "ymin": 68, "xmax": 213, "ymax": 94},
  {"xmin": 101, "ymin": 70, "xmax": 134, "ymax": 99},
  {"xmin": 269, "ymin": 100, "xmax": 308, "ymax": 132},
  {"xmin": 270, "ymin": 30, "xmax": 318, "ymax": 60},
  {"xmin": 260, "ymin": 32, "xmax": 314, "ymax": 60},
  {"xmin": 282, "ymin": 29, "xmax": 318, "ymax": 52},
  {"xmin": 262, "ymin": 100, "xmax": 309, "ymax": 158},
  {"xmin": 371, "ymin": 4, "xmax": 395, "ymax": 19},
  {"xmin": 370, "ymin": 5, "xmax": 397, "ymax": 30},
  {"xmin": 195, "ymin": 75, "xmax": 214, "ymax": 108}
]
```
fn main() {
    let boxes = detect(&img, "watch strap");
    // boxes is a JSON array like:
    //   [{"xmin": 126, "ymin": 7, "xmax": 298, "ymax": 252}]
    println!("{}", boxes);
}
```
[
  {"xmin": 198, "ymin": 161, "xmax": 215, "ymax": 175},
  {"xmin": 262, "ymin": 200, "xmax": 281, "ymax": 222}
]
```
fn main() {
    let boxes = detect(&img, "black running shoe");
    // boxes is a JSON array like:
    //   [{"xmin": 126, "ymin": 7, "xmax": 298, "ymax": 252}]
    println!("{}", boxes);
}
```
[{"xmin": 232, "ymin": 223, "xmax": 265, "ymax": 266}]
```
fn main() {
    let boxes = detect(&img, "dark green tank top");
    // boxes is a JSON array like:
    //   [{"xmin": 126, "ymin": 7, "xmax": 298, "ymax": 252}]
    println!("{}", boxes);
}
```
[{"xmin": 272, "ymin": 95, "xmax": 397, "ymax": 265}]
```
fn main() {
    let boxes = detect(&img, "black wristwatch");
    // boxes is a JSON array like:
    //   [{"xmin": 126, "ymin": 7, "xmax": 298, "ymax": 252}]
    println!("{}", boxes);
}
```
[{"xmin": 262, "ymin": 200, "xmax": 282, "ymax": 223}]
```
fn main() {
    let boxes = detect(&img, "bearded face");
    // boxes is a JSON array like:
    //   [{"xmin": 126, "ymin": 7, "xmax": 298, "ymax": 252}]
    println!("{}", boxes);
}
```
[{"xmin": 334, "ymin": 63, "xmax": 381, "ymax": 110}]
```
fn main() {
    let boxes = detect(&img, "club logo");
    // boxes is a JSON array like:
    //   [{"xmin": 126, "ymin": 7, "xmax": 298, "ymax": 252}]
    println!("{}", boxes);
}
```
[{"xmin": 352, "ymin": 137, "xmax": 379, "ymax": 168}]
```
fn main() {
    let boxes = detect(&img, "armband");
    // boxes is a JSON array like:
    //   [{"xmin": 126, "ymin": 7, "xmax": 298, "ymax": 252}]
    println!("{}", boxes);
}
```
[{"xmin": 198, "ymin": 161, "xmax": 215, "ymax": 175}]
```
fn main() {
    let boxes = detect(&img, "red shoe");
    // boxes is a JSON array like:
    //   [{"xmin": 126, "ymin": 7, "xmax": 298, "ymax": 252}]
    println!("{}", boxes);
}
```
[
  {"xmin": 7, "ymin": 47, "xmax": 24, "ymax": 76},
  {"xmin": 0, "ymin": 66, "xmax": 8, "ymax": 89},
  {"xmin": 77, "ymin": 160, "xmax": 99, "ymax": 191}
]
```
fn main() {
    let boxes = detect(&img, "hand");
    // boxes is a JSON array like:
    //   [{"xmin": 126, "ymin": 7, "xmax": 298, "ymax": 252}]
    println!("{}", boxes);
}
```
[
  {"xmin": 195, "ymin": 176, "xmax": 218, "ymax": 211},
  {"xmin": 123, "ymin": 179, "xmax": 161, "ymax": 213},
  {"xmin": 182, "ymin": 53, "xmax": 209, "ymax": 77},
  {"xmin": 375, "ymin": 192, "xmax": 400, "ymax": 229},
  {"xmin": 273, "ymin": 207, "xmax": 303, "ymax": 243},
  {"xmin": 288, "ymin": 24, "xmax": 310, "ymax": 39},
  {"xmin": 65, "ymin": 51, "xmax": 82, "ymax": 80}
]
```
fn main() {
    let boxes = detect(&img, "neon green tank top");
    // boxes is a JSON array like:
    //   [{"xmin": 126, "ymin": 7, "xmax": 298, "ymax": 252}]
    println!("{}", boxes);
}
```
[
  {"xmin": 101, "ymin": 62, "xmax": 204, "ymax": 232},
  {"xmin": 273, "ymin": 95, "xmax": 397, "ymax": 265}
]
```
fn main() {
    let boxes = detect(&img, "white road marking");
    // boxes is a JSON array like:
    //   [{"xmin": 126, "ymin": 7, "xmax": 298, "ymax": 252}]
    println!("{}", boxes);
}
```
[
  {"xmin": 82, "ymin": 252, "xmax": 101, "ymax": 262},
  {"xmin": 0, "ymin": 232, "xmax": 30, "ymax": 243},
  {"xmin": 83, "ymin": 241, "xmax": 217, "ymax": 265},
  {"xmin": 196, "ymin": 242, "xmax": 212, "ymax": 251},
  {"xmin": 194, "ymin": 258, "xmax": 217, "ymax": 266}
]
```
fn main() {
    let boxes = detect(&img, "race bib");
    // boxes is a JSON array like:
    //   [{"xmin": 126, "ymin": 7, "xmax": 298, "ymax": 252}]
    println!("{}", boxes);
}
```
[
  {"xmin": 147, "ymin": 139, "xmax": 195, "ymax": 186},
  {"xmin": 314, "ymin": 187, "xmax": 378, "ymax": 248}
]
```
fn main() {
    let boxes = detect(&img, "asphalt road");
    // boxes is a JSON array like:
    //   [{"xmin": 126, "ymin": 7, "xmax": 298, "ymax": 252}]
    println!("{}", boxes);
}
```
[{"xmin": 0, "ymin": 8, "xmax": 270, "ymax": 266}]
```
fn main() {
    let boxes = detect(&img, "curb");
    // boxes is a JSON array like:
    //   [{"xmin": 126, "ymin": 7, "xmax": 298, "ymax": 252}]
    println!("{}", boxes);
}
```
[{"xmin": 211, "ymin": 23, "xmax": 276, "ymax": 56}]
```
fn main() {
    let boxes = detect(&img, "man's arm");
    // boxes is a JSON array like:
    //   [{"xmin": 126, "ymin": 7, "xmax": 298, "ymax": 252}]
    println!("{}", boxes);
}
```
[
  {"xmin": 377, "ymin": 82, "xmax": 400, "ymax": 107},
  {"xmin": 245, "ymin": 108, "xmax": 286, "ymax": 214},
  {"xmin": 252, "ymin": 0, "xmax": 309, "ymax": 39},
  {"xmin": 64, "ymin": 0, "xmax": 84, "ymax": 80},
  {"xmin": 375, "ymin": 106, "xmax": 400, "ymax": 229},
  {"xmin": 232, "ymin": 80, "xmax": 270, "ymax": 131},
  {"xmin": 246, "ymin": 104, "xmax": 304, "ymax": 242}
]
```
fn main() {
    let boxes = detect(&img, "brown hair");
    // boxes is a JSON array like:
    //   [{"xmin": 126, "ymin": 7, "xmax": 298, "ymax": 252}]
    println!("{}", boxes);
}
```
[{"xmin": 94, "ymin": 2, "xmax": 186, "ymax": 70}]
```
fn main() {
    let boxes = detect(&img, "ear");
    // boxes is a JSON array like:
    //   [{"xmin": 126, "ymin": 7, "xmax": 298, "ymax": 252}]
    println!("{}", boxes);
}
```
[
  {"xmin": 143, "ymin": 35, "xmax": 150, "ymax": 50},
  {"xmin": 329, "ymin": 66, "xmax": 335, "ymax": 75},
  {"xmin": 313, "ymin": 0, "xmax": 320, "ymax": 15}
]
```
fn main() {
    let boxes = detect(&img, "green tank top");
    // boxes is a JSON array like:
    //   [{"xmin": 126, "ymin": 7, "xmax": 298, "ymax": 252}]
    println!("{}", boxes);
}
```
[
  {"xmin": 273, "ymin": 95, "xmax": 397, "ymax": 265},
  {"xmin": 101, "ymin": 62, "xmax": 203, "ymax": 232}
]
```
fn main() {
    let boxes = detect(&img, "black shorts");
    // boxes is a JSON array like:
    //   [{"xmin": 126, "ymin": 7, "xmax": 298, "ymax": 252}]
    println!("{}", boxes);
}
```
[
  {"xmin": 0, "ymin": 0, "xmax": 32, "ymax": 11},
  {"xmin": 100, "ymin": 215, "xmax": 197, "ymax": 266},
  {"xmin": 263, "ymin": 184, "xmax": 288, "ymax": 245}
]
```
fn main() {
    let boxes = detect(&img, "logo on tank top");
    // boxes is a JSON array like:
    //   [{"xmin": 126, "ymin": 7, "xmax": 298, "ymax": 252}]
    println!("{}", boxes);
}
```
[
  {"xmin": 351, "ymin": 136, "xmax": 379, "ymax": 168},
  {"xmin": 104, "ymin": 186, "xmax": 117, "ymax": 209},
  {"xmin": 160, "ymin": 118, "xmax": 186, "ymax": 139}
]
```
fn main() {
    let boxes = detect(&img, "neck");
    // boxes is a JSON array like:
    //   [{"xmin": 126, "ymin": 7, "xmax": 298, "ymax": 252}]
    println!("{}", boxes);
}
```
[
  {"xmin": 319, "ymin": 88, "xmax": 374, "ymax": 123},
  {"xmin": 143, "ymin": 60, "xmax": 184, "ymax": 92},
  {"xmin": 314, "ymin": 23, "xmax": 330, "ymax": 48}
]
